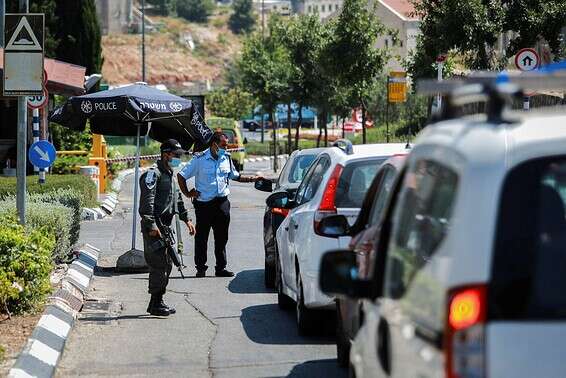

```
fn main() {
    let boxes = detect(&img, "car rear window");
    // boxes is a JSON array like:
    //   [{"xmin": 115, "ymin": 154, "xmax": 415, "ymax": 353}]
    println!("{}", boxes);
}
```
[
  {"xmin": 285, "ymin": 154, "xmax": 316, "ymax": 184},
  {"xmin": 336, "ymin": 159, "xmax": 384, "ymax": 208},
  {"xmin": 490, "ymin": 157, "xmax": 566, "ymax": 320}
]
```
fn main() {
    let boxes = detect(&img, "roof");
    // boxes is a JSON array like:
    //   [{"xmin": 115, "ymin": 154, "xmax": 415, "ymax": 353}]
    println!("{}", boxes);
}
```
[
  {"xmin": 379, "ymin": 0, "xmax": 418, "ymax": 21},
  {"xmin": 351, "ymin": 143, "xmax": 411, "ymax": 158},
  {"xmin": 0, "ymin": 49, "xmax": 86, "ymax": 96},
  {"xmin": 414, "ymin": 111, "xmax": 566, "ymax": 172}
]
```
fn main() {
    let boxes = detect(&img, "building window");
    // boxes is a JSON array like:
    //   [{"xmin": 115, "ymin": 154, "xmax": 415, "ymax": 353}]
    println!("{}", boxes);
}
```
[
  {"xmin": 335, "ymin": 4, "xmax": 339, "ymax": 10},
  {"xmin": 385, "ymin": 39, "xmax": 389, "ymax": 48},
  {"xmin": 322, "ymin": 4, "xmax": 325, "ymax": 12},
  {"xmin": 308, "ymin": 5, "xmax": 312, "ymax": 12}
]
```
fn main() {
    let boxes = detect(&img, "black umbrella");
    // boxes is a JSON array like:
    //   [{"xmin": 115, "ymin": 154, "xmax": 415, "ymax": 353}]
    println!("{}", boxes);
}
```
[{"xmin": 50, "ymin": 83, "xmax": 213, "ymax": 269}]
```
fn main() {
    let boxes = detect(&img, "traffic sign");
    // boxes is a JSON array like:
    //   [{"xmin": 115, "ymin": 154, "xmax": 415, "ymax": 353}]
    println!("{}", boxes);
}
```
[
  {"xmin": 515, "ymin": 48, "xmax": 540, "ymax": 71},
  {"xmin": 28, "ymin": 140, "xmax": 56, "ymax": 169},
  {"xmin": 3, "ymin": 14, "xmax": 45, "ymax": 96},
  {"xmin": 27, "ymin": 88, "xmax": 48, "ymax": 109},
  {"xmin": 388, "ymin": 71, "xmax": 407, "ymax": 103}
]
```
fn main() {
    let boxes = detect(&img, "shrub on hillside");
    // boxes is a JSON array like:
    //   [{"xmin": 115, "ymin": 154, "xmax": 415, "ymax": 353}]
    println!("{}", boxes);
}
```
[
  {"xmin": 0, "ymin": 217, "xmax": 54, "ymax": 315},
  {"xmin": 0, "ymin": 174, "xmax": 98, "ymax": 208},
  {"xmin": 177, "ymin": 0, "xmax": 215, "ymax": 23},
  {"xmin": 0, "ymin": 201, "xmax": 74, "ymax": 263}
]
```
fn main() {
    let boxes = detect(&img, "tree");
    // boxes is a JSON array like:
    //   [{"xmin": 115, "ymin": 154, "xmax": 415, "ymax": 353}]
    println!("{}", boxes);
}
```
[
  {"xmin": 177, "ymin": 0, "xmax": 215, "ymax": 23},
  {"xmin": 54, "ymin": 0, "xmax": 103, "ymax": 75},
  {"xmin": 147, "ymin": 0, "xmax": 177, "ymax": 16},
  {"xmin": 229, "ymin": 0, "xmax": 256, "ymax": 34},
  {"xmin": 206, "ymin": 88, "xmax": 256, "ymax": 120},
  {"xmin": 324, "ymin": 0, "xmax": 389, "ymax": 143}
]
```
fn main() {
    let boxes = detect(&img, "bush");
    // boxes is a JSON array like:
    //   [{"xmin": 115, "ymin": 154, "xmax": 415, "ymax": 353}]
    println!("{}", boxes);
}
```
[
  {"xmin": 0, "ymin": 200, "xmax": 74, "ymax": 263},
  {"xmin": 0, "ymin": 174, "xmax": 98, "ymax": 208},
  {"xmin": 51, "ymin": 155, "xmax": 89, "ymax": 174},
  {"xmin": 0, "ymin": 217, "xmax": 54, "ymax": 315},
  {"xmin": 30, "ymin": 189, "xmax": 82, "ymax": 246},
  {"xmin": 177, "ymin": 0, "xmax": 215, "ymax": 23}
]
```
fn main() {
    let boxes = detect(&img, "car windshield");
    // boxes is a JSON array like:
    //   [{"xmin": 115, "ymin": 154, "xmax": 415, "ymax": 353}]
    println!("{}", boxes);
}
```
[
  {"xmin": 336, "ymin": 159, "xmax": 384, "ymax": 208},
  {"xmin": 222, "ymin": 129, "xmax": 236, "ymax": 144},
  {"xmin": 280, "ymin": 154, "xmax": 316, "ymax": 186}
]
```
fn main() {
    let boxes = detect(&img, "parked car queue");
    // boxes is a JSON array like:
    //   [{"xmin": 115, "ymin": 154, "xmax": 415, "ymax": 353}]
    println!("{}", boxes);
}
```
[{"xmin": 257, "ymin": 81, "xmax": 566, "ymax": 377}]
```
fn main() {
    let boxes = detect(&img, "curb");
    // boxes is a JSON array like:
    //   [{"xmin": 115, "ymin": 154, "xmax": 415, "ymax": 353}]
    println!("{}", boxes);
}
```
[
  {"xmin": 8, "ymin": 244, "xmax": 100, "ymax": 378},
  {"xmin": 244, "ymin": 154, "xmax": 289, "ymax": 163}
]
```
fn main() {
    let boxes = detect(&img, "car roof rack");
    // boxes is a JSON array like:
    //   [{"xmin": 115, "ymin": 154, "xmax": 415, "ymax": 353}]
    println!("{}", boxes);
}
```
[
  {"xmin": 332, "ymin": 139, "xmax": 354, "ymax": 155},
  {"xmin": 417, "ymin": 68, "xmax": 566, "ymax": 123}
]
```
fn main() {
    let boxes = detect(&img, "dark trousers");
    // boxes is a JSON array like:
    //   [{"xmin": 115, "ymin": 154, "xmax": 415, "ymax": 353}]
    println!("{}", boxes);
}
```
[
  {"xmin": 194, "ymin": 197, "xmax": 230, "ymax": 272},
  {"xmin": 142, "ymin": 229, "xmax": 173, "ymax": 295}
]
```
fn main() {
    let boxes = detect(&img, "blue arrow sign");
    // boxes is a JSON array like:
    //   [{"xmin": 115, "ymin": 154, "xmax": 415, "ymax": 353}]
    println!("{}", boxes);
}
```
[{"xmin": 29, "ymin": 140, "xmax": 56, "ymax": 169}]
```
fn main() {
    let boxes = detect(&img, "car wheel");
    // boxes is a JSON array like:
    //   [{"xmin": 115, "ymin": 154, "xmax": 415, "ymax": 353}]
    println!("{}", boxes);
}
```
[
  {"xmin": 276, "ymin": 250, "xmax": 294, "ymax": 310},
  {"xmin": 264, "ymin": 259, "xmax": 275, "ymax": 288},
  {"xmin": 336, "ymin": 308, "xmax": 351, "ymax": 368},
  {"xmin": 296, "ymin": 277, "xmax": 318, "ymax": 336}
]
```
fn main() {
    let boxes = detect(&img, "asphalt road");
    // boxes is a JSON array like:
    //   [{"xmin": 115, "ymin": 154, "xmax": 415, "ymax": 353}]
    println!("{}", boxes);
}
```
[{"xmin": 56, "ymin": 161, "xmax": 345, "ymax": 378}]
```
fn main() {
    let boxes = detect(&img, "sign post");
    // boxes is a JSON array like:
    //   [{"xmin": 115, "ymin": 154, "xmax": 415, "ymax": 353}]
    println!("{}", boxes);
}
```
[
  {"xmin": 387, "ymin": 71, "xmax": 408, "ymax": 143},
  {"xmin": 515, "ymin": 48, "xmax": 540, "ymax": 111},
  {"xmin": 3, "ymin": 12, "xmax": 44, "ymax": 225}
]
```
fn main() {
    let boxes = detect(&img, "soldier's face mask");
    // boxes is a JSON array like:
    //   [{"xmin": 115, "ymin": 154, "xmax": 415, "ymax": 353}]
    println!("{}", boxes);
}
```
[{"xmin": 170, "ymin": 157, "xmax": 181, "ymax": 168}]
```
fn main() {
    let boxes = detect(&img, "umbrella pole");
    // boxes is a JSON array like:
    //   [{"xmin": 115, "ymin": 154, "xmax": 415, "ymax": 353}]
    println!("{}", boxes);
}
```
[
  {"xmin": 116, "ymin": 123, "xmax": 148, "ymax": 272},
  {"xmin": 131, "ymin": 124, "xmax": 141, "ymax": 249}
]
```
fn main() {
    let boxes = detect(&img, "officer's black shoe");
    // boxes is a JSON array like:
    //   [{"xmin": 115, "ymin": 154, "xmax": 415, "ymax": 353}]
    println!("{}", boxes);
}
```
[
  {"xmin": 148, "ymin": 294, "xmax": 170, "ymax": 317},
  {"xmin": 158, "ymin": 296, "xmax": 176, "ymax": 315},
  {"xmin": 215, "ymin": 269, "xmax": 235, "ymax": 277},
  {"xmin": 196, "ymin": 270, "xmax": 206, "ymax": 278}
]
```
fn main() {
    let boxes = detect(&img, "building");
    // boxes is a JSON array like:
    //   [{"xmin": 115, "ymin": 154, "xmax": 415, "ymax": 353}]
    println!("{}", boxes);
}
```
[
  {"xmin": 373, "ymin": 0, "xmax": 420, "ymax": 72},
  {"xmin": 95, "ymin": 0, "xmax": 133, "ymax": 35},
  {"xmin": 254, "ymin": 0, "xmax": 293, "ymax": 17},
  {"xmin": 294, "ymin": 0, "xmax": 343, "ymax": 20}
]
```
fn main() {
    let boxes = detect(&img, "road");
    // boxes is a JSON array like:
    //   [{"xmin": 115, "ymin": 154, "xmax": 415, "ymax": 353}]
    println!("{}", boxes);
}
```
[{"xmin": 56, "ymin": 161, "xmax": 345, "ymax": 378}]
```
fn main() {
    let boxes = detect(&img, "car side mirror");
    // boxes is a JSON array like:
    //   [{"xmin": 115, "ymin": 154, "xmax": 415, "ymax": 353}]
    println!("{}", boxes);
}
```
[
  {"xmin": 243, "ymin": 137, "xmax": 248, "ymax": 145},
  {"xmin": 266, "ymin": 191, "xmax": 290, "ymax": 208},
  {"xmin": 255, "ymin": 178, "xmax": 273, "ymax": 193},
  {"xmin": 319, "ymin": 249, "xmax": 374, "ymax": 299},
  {"xmin": 317, "ymin": 214, "xmax": 350, "ymax": 238}
]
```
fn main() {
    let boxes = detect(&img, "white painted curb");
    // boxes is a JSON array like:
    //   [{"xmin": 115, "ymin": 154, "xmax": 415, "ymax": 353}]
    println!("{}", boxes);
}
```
[{"xmin": 8, "ymin": 245, "xmax": 100, "ymax": 378}]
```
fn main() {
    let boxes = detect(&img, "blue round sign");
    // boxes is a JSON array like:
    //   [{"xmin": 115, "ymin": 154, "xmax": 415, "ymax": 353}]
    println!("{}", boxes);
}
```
[{"xmin": 29, "ymin": 141, "xmax": 56, "ymax": 169}]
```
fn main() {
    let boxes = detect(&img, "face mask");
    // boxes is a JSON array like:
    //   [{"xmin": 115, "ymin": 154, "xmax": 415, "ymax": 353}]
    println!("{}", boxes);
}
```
[
  {"xmin": 217, "ymin": 148, "xmax": 226, "ymax": 158},
  {"xmin": 170, "ymin": 157, "xmax": 181, "ymax": 168}
]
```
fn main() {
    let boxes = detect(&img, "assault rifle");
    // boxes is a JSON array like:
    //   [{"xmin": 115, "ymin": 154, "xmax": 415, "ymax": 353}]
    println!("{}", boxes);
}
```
[{"xmin": 156, "ymin": 219, "xmax": 185, "ymax": 279}]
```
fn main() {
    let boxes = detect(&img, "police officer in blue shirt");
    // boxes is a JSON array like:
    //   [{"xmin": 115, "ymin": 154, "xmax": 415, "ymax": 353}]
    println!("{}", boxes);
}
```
[{"xmin": 177, "ymin": 132, "xmax": 262, "ymax": 277}]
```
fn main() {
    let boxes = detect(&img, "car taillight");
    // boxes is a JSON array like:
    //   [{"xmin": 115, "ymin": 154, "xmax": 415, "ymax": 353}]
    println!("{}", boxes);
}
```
[
  {"xmin": 314, "ymin": 164, "xmax": 343, "ymax": 235},
  {"xmin": 272, "ymin": 207, "xmax": 289, "ymax": 217},
  {"xmin": 445, "ymin": 285, "xmax": 487, "ymax": 378}
]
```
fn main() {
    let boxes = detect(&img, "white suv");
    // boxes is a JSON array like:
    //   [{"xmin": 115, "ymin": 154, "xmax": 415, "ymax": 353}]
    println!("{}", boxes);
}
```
[
  {"xmin": 320, "ymin": 84, "xmax": 566, "ymax": 377},
  {"xmin": 267, "ymin": 141, "xmax": 409, "ymax": 334}
]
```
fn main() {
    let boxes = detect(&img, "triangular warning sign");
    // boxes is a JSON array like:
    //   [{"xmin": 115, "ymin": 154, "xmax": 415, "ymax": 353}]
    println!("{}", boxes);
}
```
[{"xmin": 6, "ymin": 16, "xmax": 42, "ymax": 51}]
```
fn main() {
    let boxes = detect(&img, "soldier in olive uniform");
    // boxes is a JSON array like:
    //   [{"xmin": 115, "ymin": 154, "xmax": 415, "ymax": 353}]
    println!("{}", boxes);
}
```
[{"xmin": 139, "ymin": 139, "xmax": 196, "ymax": 316}]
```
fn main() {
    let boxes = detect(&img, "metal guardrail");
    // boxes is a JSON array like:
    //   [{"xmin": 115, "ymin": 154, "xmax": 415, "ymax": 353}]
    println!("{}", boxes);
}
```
[{"xmin": 105, "ymin": 147, "xmax": 246, "ymax": 164}]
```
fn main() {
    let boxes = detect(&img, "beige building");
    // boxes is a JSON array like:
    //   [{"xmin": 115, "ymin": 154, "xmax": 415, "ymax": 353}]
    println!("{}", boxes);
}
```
[
  {"xmin": 294, "ymin": 0, "xmax": 343, "ymax": 20},
  {"xmin": 373, "ymin": 0, "xmax": 420, "ymax": 71}
]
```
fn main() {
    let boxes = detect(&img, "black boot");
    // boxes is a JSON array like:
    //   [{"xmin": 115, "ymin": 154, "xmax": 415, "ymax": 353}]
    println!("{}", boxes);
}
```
[
  {"xmin": 149, "ymin": 294, "xmax": 170, "ymax": 317},
  {"xmin": 159, "ymin": 291, "xmax": 176, "ymax": 315}
]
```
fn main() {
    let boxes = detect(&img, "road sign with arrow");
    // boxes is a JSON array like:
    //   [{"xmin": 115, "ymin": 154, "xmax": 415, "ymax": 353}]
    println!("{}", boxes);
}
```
[
  {"xmin": 28, "ymin": 140, "xmax": 56, "ymax": 169},
  {"xmin": 515, "ymin": 48, "xmax": 540, "ymax": 72}
]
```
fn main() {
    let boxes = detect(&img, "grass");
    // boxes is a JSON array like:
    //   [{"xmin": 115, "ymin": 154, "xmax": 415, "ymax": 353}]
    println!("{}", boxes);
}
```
[{"xmin": 0, "ymin": 345, "xmax": 4, "ymax": 363}]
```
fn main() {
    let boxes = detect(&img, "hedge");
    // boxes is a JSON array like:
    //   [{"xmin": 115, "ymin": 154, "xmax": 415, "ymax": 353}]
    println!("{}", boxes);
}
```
[
  {"xmin": 0, "ymin": 174, "xmax": 98, "ymax": 208},
  {"xmin": 0, "ymin": 216, "xmax": 54, "ymax": 315},
  {"xmin": 0, "ymin": 200, "xmax": 74, "ymax": 263}
]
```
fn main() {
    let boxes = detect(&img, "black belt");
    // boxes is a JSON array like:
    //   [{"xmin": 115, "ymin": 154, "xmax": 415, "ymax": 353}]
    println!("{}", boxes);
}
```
[{"xmin": 194, "ymin": 196, "xmax": 228, "ymax": 205}]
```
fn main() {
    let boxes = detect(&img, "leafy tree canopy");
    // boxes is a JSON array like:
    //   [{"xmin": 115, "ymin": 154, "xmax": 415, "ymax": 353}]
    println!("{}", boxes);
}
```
[
  {"xmin": 206, "ymin": 87, "xmax": 256, "ymax": 120},
  {"xmin": 229, "ymin": 0, "xmax": 256, "ymax": 34},
  {"xmin": 177, "ymin": 0, "xmax": 215, "ymax": 23}
]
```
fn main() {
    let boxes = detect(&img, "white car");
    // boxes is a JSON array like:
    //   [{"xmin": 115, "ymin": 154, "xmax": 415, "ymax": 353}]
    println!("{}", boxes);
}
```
[
  {"xmin": 267, "ymin": 141, "xmax": 409, "ymax": 334},
  {"xmin": 320, "ymin": 85, "xmax": 566, "ymax": 377}
]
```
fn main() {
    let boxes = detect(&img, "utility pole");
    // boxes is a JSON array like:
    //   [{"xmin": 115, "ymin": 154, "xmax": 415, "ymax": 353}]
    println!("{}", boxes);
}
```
[
  {"xmin": 16, "ymin": 0, "xmax": 29, "ymax": 225},
  {"xmin": 141, "ymin": 0, "xmax": 146, "ymax": 83},
  {"xmin": 261, "ymin": 0, "xmax": 265, "ymax": 39},
  {"xmin": 260, "ymin": 0, "xmax": 265, "ymax": 144},
  {"xmin": 0, "ymin": 0, "xmax": 5, "ymax": 47}
]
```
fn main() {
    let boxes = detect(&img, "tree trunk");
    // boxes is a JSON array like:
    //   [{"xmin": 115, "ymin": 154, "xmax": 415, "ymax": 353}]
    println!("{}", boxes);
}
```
[
  {"xmin": 316, "ymin": 114, "xmax": 323, "ymax": 147},
  {"xmin": 287, "ymin": 101, "xmax": 292, "ymax": 155},
  {"xmin": 361, "ymin": 103, "xmax": 367, "ymax": 144},
  {"xmin": 269, "ymin": 109, "xmax": 278, "ymax": 172},
  {"xmin": 295, "ymin": 105, "xmax": 302, "ymax": 150},
  {"xmin": 341, "ymin": 117, "xmax": 345, "ymax": 139},
  {"xmin": 323, "ymin": 111, "xmax": 328, "ymax": 147}
]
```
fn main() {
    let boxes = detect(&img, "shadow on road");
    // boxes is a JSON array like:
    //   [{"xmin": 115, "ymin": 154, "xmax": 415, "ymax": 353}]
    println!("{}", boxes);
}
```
[
  {"xmin": 94, "ymin": 266, "xmax": 148, "ymax": 277},
  {"xmin": 228, "ymin": 269, "xmax": 275, "ymax": 294},
  {"xmin": 286, "ymin": 359, "xmax": 347, "ymax": 378},
  {"xmin": 240, "ymin": 304, "xmax": 334, "ymax": 345}
]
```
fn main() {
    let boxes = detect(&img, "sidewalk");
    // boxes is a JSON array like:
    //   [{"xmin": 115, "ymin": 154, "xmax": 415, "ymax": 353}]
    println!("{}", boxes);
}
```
[{"xmin": 55, "ymin": 176, "xmax": 215, "ymax": 377}]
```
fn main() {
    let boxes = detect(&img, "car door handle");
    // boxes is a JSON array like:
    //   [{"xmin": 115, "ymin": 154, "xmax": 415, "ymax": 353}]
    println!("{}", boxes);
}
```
[
  {"xmin": 285, "ymin": 226, "xmax": 289, "ymax": 231},
  {"xmin": 294, "ymin": 223, "xmax": 299, "ymax": 229}
]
